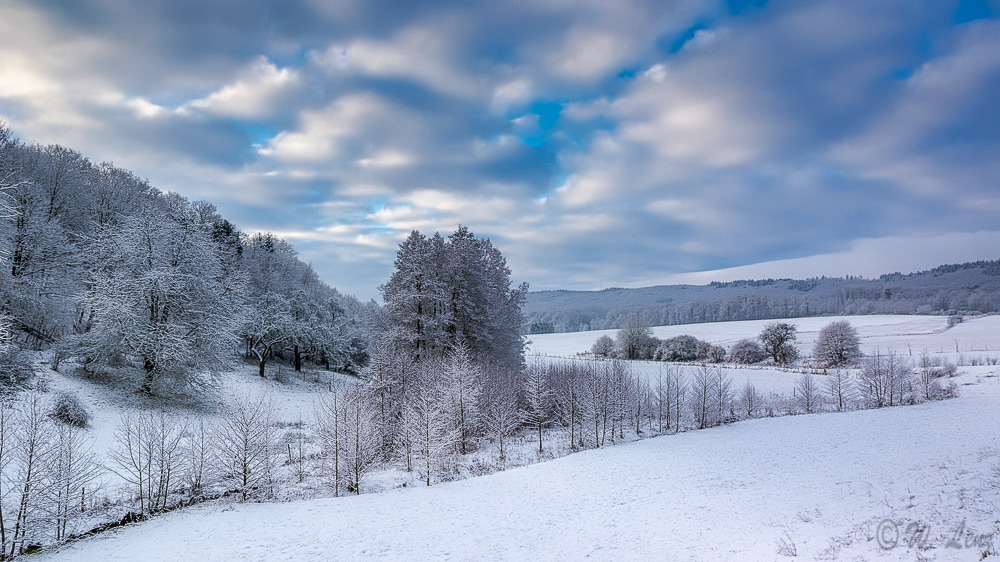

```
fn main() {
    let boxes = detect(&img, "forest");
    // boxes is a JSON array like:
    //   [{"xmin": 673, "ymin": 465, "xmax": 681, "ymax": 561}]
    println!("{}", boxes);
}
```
[
  {"xmin": 524, "ymin": 260, "xmax": 1000, "ymax": 333},
  {"xmin": 0, "ymin": 123, "xmax": 372, "ymax": 394}
]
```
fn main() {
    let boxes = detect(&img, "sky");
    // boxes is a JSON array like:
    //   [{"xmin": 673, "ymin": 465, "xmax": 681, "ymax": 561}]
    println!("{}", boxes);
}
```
[{"xmin": 1, "ymin": 0, "xmax": 998, "ymax": 300}]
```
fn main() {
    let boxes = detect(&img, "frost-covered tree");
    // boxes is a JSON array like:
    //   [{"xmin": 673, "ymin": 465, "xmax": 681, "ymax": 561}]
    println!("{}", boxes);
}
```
[
  {"xmin": 795, "ymin": 373, "xmax": 820, "ymax": 413},
  {"xmin": 813, "ymin": 320, "xmax": 861, "ymax": 367},
  {"xmin": 857, "ymin": 350, "xmax": 912, "ymax": 408},
  {"xmin": 478, "ymin": 366, "xmax": 522, "ymax": 461},
  {"xmin": 405, "ymin": 364, "xmax": 457, "ymax": 486},
  {"xmin": 49, "ymin": 422, "xmax": 102, "ymax": 542},
  {"xmin": 381, "ymin": 227, "xmax": 527, "ymax": 371},
  {"xmin": 616, "ymin": 314, "xmax": 656, "ymax": 360},
  {"xmin": 74, "ymin": 201, "xmax": 243, "ymax": 394},
  {"xmin": 243, "ymin": 292, "xmax": 292, "ymax": 377},
  {"xmin": 590, "ymin": 335, "xmax": 616, "ymax": 357},
  {"xmin": 690, "ymin": 365, "xmax": 719, "ymax": 429},
  {"xmin": 439, "ymin": 343, "xmax": 482, "ymax": 455},
  {"xmin": 826, "ymin": 369, "xmax": 852, "ymax": 411},
  {"xmin": 316, "ymin": 382, "xmax": 381, "ymax": 496},
  {"xmin": 654, "ymin": 335, "xmax": 698, "ymax": 362},
  {"xmin": 739, "ymin": 381, "xmax": 759, "ymax": 419},
  {"xmin": 728, "ymin": 339, "xmax": 766, "ymax": 364},
  {"xmin": 550, "ymin": 362, "xmax": 584, "ymax": 449},
  {"xmin": 522, "ymin": 360, "xmax": 551, "ymax": 453},
  {"xmin": 214, "ymin": 393, "xmax": 277, "ymax": 501},
  {"xmin": 759, "ymin": 322, "xmax": 798, "ymax": 364},
  {"xmin": 109, "ymin": 411, "xmax": 187, "ymax": 515},
  {"xmin": 6, "ymin": 395, "xmax": 55, "ymax": 558}
]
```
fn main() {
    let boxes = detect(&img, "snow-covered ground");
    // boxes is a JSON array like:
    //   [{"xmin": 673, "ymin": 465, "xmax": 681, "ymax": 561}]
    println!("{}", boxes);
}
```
[{"xmin": 35, "ymin": 315, "xmax": 1000, "ymax": 560}]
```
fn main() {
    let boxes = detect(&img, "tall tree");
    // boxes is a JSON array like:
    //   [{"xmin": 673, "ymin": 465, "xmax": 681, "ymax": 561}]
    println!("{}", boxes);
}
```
[{"xmin": 380, "ymin": 227, "xmax": 527, "ymax": 370}]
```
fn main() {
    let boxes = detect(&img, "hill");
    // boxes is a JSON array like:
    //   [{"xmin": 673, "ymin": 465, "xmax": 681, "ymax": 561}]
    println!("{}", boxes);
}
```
[
  {"xmin": 524, "ymin": 260, "xmax": 1000, "ymax": 333},
  {"xmin": 36, "ymin": 315, "xmax": 1000, "ymax": 560}
]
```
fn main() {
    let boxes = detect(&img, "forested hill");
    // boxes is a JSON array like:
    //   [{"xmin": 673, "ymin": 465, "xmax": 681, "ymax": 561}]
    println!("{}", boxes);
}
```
[
  {"xmin": 0, "ymin": 123, "xmax": 372, "ymax": 386},
  {"xmin": 524, "ymin": 260, "xmax": 1000, "ymax": 333}
]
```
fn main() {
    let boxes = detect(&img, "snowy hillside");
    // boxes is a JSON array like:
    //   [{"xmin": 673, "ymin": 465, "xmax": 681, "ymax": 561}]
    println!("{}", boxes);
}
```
[{"xmin": 34, "ymin": 315, "xmax": 1000, "ymax": 560}]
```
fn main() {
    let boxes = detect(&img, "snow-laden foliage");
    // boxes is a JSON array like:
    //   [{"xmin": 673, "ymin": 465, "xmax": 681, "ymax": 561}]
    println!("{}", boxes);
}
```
[
  {"xmin": 0, "ymin": 126, "xmax": 370, "ymax": 395},
  {"xmin": 728, "ymin": 338, "xmax": 767, "ymax": 364},
  {"xmin": 812, "ymin": 320, "xmax": 861, "ymax": 367},
  {"xmin": 379, "ymin": 227, "xmax": 527, "ymax": 371}
]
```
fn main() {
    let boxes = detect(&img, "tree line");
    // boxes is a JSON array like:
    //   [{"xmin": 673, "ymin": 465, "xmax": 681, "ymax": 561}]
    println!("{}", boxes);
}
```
[
  {"xmin": 525, "ymin": 262, "xmax": 1000, "ymax": 333},
  {"xmin": 0, "ymin": 124, "xmax": 370, "ymax": 394}
]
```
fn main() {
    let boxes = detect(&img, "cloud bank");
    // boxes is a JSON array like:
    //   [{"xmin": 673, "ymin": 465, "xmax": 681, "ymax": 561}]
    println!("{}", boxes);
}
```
[{"xmin": 2, "ymin": 0, "xmax": 998, "ymax": 298}]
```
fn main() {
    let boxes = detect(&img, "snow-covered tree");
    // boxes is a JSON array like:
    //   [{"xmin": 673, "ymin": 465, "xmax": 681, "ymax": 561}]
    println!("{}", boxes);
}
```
[
  {"xmin": 616, "ymin": 315, "xmax": 655, "ymax": 360},
  {"xmin": 214, "ymin": 393, "xmax": 277, "ymax": 501},
  {"xmin": 759, "ymin": 322, "xmax": 798, "ymax": 364},
  {"xmin": 826, "ymin": 368, "xmax": 852, "ymax": 411},
  {"xmin": 439, "ymin": 343, "xmax": 482, "ymax": 455},
  {"xmin": 857, "ymin": 349, "xmax": 912, "ymax": 408},
  {"xmin": 590, "ymin": 335, "xmax": 616, "ymax": 357},
  {"xmin": 109, "ymin": 411, "xmax": 187, "ymax": 514},
  {"xmin": 795, "ymin": 373, "xmax": 820, "ymax": 413},
  {"xmin": 739, "ymin": 381, "xmax": 760, "ymax": 419},
  {"xmin": 728, "ymin": 339, "xmax": 766, "ymax": 364},
  {"xmin": 522, "ymin": 360, "xmax": 551, "ymax": 453},
  {"xmin": 478, "ymin": 366, "xmax": 522, "ymax": 462},
  {"xmin": 813, "ymin": 320, "xmax": 861, "ymax": 367},
  {"xmin": 690, "ymin": 365, "xmax": 719, "ymax": 429},
  {"xmin": 381, "ymin": 227, "xmax": 527, "ymax": 371},
  {"xmin": 75, "ymin": 201, "xmax": 243, "ymax": 394},
  {"xmin": 316, "ymin": 383, "xmax": 382, "ymax": 495}
]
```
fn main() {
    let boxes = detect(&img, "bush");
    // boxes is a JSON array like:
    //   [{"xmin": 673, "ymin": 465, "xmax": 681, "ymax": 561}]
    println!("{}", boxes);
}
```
[
  {"xmin": 729, "ymin": 339, "xmax": 767, "ymax": 364},
  {"xmin": 51, "ymin": 391, "xmax": 91, "ymax": 428},
  {"xmin": 591, "ymin": 335, "xmax": 617, "ymax": 357}
]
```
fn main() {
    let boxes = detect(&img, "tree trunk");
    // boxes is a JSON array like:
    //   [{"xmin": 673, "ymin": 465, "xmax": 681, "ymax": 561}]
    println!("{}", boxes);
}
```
[{"xmin": 141, "ymin": 358, "xmax": 156, "ymax": 394}]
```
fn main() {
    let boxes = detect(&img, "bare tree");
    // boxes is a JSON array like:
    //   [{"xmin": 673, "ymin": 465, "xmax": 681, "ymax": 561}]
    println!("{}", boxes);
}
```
[
  {"xmin": 690, "ymin": 365, "xmax": 718, "ymax": 429},
  {"xmin": 109, "ymin": 411, "xmax": 187, "ymax": 515},
  {"xmin": 479, "ymin": 367, "xmax": 522, "ymax": 462},
  {"xmin": 713, "ymin": 367, "xmax": 733, "ymax": 423},
  {"xmin": 795, "ymin": 373, "xmax": 820, "ymax": 414},
  {"xmin": 550, "ymin": 362, "xmax": 584, "ymax": 449},
  {"xmin": 857, "ymin": 349, "xmax": 911, "ymax": 408},
  {"xmin": 214, "ymin": 393, "xmax": 277, "ymax": 501},
  {"xmin": 740, "ymin": 382, "xmax": 759, "ymax": 419},
  {"xmin": 826, "ymin": 369, "xmax": 852, "ymax": 411},
  {"xmin": 439, "ymin": 343, "xmax": 482, "ymax": 455},
  {"xmin": 49, "ymin": 423, "xmax": 102, "ymax": 542},
  {"xmin": 522, "ymin": 361, "xmax": 551, "ymax": 453},
  {"xmin": 7, "ymin": 395, "xmax": 55, "ymax": 558},
  {"xmin": 405, "ymin": 371, "xmax": 456, "ymax": 486}
]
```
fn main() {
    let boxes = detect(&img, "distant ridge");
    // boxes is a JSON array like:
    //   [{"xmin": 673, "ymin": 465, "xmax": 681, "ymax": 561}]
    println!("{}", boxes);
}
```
[{"xmin": 524, "ymin": 259, "xmax": 1000, "ymax": 333}]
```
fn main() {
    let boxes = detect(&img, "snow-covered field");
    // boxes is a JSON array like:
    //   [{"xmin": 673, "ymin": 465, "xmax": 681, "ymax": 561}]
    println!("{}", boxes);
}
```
[{"xmin": 36, "ymin": 315, "xmax": 1000, "ymax": 560}]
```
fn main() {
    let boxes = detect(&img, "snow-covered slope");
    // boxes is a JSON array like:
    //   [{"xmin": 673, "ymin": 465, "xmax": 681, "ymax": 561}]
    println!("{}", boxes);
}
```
[{"xmin": 36, "ymin": 315, "xmax": 1000, "ymax": 561}]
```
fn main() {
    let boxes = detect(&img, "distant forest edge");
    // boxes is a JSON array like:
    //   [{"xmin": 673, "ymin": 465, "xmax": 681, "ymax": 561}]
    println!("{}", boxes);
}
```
[{"xmin": 523, "ymin": 259, "xmax": 1000, "ymax": 334}]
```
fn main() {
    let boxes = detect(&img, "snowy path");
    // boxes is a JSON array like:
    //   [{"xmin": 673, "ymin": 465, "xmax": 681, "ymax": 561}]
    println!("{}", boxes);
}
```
[{"xmin": 40, "ymin": 367, "xmax": 1000, "ymax": 561}]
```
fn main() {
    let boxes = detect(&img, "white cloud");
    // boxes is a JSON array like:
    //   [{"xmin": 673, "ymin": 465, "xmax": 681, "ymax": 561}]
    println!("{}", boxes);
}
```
[{"xmin": 184, "ymin": 57, "xmax": 300, "ymax": 119}]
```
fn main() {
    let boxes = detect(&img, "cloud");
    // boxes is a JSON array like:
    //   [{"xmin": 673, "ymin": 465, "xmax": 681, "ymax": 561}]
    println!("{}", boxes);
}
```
[{"xmin": 2, "ymin": 0, "xmax": 998, "ymax": 300}]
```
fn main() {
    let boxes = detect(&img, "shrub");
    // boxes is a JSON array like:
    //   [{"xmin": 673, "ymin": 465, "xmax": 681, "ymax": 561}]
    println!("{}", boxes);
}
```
[
  {"xmin": 729, "ymin": 339, "xmax": 767, "ymax": 364},
  {"xmin": 51, "ymin": 391, "xmax": 91, "ymax": 428}
]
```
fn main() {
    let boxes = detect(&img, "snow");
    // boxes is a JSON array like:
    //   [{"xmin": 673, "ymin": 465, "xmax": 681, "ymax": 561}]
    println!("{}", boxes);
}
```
[{"xmin": 35, "ymin": 315, "xmax": 1000, "ymax": 560}]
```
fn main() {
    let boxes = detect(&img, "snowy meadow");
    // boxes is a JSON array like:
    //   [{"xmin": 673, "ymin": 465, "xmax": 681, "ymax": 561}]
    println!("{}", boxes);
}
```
[{"xmin": 28, "ymin": 314, "xmax": 1000, "ymax": 561}]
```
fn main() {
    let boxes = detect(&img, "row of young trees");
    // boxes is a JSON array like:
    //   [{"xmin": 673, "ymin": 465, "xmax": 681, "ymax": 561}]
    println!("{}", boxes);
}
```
[{"xmin": 0, "ymin": 124, "xmax": 369, "ymax": 394}]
